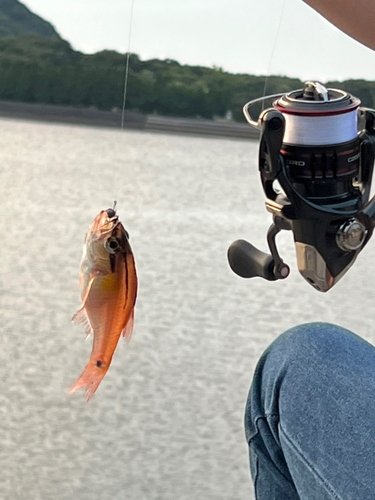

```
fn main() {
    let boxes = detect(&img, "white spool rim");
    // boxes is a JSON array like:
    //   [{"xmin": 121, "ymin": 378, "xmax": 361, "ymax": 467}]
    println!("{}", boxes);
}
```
[{"xmin": 274, "ymin": 102, "xmax": 360, "ymax": 117}]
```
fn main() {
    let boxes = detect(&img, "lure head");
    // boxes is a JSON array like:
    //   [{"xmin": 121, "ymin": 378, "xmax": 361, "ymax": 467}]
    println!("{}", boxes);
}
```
[{"xmin": 229, "ymin": 81, "xmax": 375, "ymax": 291}]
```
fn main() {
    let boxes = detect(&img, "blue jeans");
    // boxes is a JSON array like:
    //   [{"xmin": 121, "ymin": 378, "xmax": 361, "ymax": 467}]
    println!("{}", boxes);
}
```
[{"xmin": 245, "ymin": 322, "xmax": 375, "ymax": 499}]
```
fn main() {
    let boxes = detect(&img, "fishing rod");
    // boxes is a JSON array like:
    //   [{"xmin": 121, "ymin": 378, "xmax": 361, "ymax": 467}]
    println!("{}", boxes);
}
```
[{"xmin": 228, "ymin": 81, "xmax": 375, "ymax": 292}]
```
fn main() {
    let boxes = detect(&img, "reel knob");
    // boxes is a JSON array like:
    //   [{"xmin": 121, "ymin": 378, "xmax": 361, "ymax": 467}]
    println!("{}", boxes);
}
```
[
  {"xmin": 336, "ymin": 218, "xmax": 368, "ymax": 251},
  {"xmin": 227, "ymin": 239, "xmax": 289, "ymax": 281}
]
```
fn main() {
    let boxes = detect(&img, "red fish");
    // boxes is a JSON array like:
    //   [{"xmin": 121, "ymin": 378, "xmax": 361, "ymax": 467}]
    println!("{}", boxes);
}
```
[{"xmin": 70, "ymin": 206, "xmax": 137, "ymax": 400}]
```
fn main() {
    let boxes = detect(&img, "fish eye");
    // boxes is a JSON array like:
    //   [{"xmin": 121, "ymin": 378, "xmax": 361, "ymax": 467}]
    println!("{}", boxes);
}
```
[{"xmin": 105, "ymin": 237, "xmax": 120, "ymax": 254}]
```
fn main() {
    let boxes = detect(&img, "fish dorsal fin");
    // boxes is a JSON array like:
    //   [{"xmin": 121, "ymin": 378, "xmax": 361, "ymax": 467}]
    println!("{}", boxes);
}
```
[
  {"xmin": 121, "ymin": 309, "xmax": 135, "ymax": 341},
  {"xmin": 72, "ymin": 306, "xmax": 93, "ymax": 337}
]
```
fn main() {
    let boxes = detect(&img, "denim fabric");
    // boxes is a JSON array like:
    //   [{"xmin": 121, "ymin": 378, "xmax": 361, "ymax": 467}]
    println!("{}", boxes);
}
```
[{"xmin": 245, "ymin": 322, "xmax": 375, "ymax": 500}]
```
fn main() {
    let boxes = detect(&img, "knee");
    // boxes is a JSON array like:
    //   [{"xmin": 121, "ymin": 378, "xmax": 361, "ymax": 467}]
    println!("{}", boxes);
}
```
[
  {"xmin": 262, "ymin": 322, "xmax": 358, "ymax": 368},
  {"xmin": 245, "ymin": 322, "xmax": 360, "ymax": 438}
]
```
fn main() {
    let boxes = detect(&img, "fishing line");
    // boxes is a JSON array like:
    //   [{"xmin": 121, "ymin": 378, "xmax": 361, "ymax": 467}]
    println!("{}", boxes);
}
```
[
  {"xmin": 121, "ymin": 0, "xmax": 136, "ymax": 129},
  {"xmin": 261, "ymin": 0, "xmax": 287, "ymax": 110},
  {"xmin": 256, "ymin": 0, "xmax": 358, "ymax": 150}
]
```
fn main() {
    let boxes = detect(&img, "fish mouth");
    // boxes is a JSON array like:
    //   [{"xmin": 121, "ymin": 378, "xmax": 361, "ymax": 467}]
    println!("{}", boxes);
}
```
[
  {"xmin": 105, "ymin": 205, "xmax": 119, "ymax": 230},
  {"xmin": 104, "ymin": 210, "xmax": 119, "ymax": 231},
  {"xmin": 105, "ymin": 210, "xmax": 120, "ymax": 234},
  {"xmin": 89, "ymin": 210, "xmax": 120, "ymax": 241}
]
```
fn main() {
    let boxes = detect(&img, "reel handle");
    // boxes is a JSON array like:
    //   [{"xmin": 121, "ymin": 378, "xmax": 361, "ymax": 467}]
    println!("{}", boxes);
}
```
[{"xmin": 227, "ymin": 239, "xmax": 277, "ymax": 281}]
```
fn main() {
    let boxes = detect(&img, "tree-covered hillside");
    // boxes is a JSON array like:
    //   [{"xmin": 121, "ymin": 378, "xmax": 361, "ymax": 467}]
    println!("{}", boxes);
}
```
[
  {"xmin": 0, "ymin": 33, "xmax": 375, "ymax": 121},
  {"xmin": 1, "ymin": 1, "xmax": 375, "ymax": 122},
  {"xmin": 0, "ymin": 34, "xmax": 303, "ymax": 121},
  {"xmin": 0, "ymin": 0, "xmax": 59, "ymax": 38}
]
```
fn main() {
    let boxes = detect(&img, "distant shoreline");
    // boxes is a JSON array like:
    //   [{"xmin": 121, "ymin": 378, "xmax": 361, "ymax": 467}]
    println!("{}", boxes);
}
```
[{"xmin": 0, "ymin": 100, "xmax": 259, "ymax": 141}]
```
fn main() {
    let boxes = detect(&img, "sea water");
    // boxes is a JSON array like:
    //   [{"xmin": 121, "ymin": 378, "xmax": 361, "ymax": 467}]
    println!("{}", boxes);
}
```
[{"xmin": 1, "ymin": 117, "xmax": 375, "ymax": 500}]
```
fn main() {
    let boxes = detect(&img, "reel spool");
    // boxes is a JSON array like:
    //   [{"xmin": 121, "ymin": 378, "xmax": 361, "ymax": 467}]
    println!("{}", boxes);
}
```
[{"xmin": 228, "ymin": 81, "xmax": 375, "ymax": 292}]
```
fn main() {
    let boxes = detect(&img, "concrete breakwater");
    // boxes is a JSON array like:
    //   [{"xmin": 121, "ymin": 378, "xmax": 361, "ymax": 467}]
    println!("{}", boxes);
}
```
[{"xmin": 0, "ymin": 100, "xmax": 259, "ymax": 140}]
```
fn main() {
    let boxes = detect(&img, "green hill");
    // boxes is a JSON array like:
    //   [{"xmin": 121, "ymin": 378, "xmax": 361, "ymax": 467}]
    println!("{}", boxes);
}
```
[
  {"xmin": 0, "ymin": 0, "xmax": 60, "ymax": 38},
  {"xmin": 0, "ymin": 34, "xmax": 79, "ymax": 65},
  {"xmin": 0, "ymin": 0, "xmax": 375, "ymax": 122}
]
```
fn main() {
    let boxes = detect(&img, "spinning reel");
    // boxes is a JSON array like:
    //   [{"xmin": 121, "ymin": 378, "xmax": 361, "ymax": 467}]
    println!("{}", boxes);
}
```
[{"xmin": 228, "ymin": 81, "xmax": 375, "ymax": 292}]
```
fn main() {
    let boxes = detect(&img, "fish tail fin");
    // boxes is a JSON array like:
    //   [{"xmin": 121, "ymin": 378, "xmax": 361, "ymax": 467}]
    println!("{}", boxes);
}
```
[{"xmin": 69, "ymin": 362, "xmax": 106, "ymax": 402}]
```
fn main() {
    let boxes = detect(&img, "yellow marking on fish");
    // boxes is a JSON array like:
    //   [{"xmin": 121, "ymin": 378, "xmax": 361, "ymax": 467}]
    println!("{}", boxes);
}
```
[{"xmin": 96, "ymin": 273, "xmax": 117, "ymax": 292}]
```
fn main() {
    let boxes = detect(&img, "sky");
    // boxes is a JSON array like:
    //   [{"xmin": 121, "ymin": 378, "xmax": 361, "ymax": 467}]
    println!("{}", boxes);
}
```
[{"xmin": 22, "ymin": 0, "xmax": 375, "ymax": 82}]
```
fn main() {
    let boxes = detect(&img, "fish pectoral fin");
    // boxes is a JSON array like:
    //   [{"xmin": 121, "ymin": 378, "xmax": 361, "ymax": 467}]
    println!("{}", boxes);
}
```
[
  {"xmin": 72, "ymin": 276, "xmax": 96, "ymax": 336},
  {"xmin": 72, "ymin": 306, "xmax": 93, "ymax": 337},
  {"xmin": 80, "ymin": 276, "xmax": 95, "ymax": 307},
  {"xmin": 121, "ymin": 309, "xmax": 135, "ymax": 342}
]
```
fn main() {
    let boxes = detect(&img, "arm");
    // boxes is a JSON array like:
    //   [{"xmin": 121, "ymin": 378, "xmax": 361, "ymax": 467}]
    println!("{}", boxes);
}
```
[{"xmin": 304, "ymin": 0, "xmax": 375, "ymax": 50}]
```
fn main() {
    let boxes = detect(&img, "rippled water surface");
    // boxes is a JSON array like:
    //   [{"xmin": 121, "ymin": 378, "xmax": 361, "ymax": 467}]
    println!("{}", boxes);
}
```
[{"xmin": 1, "ymin": 118, "xmax": 375, "ymax": 500}]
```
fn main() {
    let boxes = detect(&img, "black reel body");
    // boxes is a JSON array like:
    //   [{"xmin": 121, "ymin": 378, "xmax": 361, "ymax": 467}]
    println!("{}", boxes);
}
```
[{"xmin": 228, "ymin": 81, "xmax": 375, "ymax": 292}]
